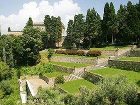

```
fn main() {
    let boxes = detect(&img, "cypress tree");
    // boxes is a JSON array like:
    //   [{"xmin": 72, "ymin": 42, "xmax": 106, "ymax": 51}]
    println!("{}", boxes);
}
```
[
  {"xmin": 63, "ymin": 20, "xmax": 74, "ymax": 49},
  {"xmin": 25, "ymin": 17, "xmax": 33, "ymax": 27}
]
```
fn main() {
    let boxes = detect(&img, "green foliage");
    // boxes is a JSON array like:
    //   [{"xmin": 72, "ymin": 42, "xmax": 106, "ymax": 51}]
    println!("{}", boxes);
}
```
[
  {"xmin": 55, "ymin": 75, "xmax": 64, "ymax": 84},
  {"xmin": 35, "ymin": 88, "xmax": 64, "ymax": 105},
  {"xmin": 0, "ymin": 80, "xmax": 13, "ymax": 99},
  {"xmin": 44, "ymin": 15, "xmax": 63, "ymax": 48},
  {"xmin": 47, "ymin": 48, "xmax": 54, "ymax": 62},
  {"xmin": 0, "ymin": 62, "xmax": 12, "ymax": 81},
  {"xmin": 25, "ymin": 17, "xmax": 33, "ymax": 28},
  {"xmin": 63, "ymin": 20, "xmax": 74, "ymax": 49}
]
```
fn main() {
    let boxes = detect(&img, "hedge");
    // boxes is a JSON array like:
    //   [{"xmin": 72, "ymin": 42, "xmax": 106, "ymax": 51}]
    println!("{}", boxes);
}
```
[{"xmin": 86, "ymin": 50, "xmax": 101, "ymax": 57}]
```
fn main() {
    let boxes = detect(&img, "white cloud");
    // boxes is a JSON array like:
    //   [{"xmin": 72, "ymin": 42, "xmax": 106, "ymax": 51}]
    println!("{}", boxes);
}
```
[{"xmin": 0, "ymin": 0, "xmax": 81, "ymax": 34}]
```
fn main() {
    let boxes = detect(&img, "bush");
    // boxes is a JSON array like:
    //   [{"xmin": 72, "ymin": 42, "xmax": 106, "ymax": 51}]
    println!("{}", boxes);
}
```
[
  {"xmin": 65, "ymin": 49, "xmax": 77, "ymax": 55},
  {"xmin": 55, "ymin": 75, "xmax": 64, "ymax": 84},
  {"xmin": 55, "ymin": 49, "xmax": 66, "ymax": 54},
  {"xmin": 86, "ymin": 50, "xmax": 101, "ymax": 57},
  {"xmin": 0, "ymin": 80, "xmax": 13, "ymax": 99},
  {"xmin": 77, "ymin": 50, "xmax": 85, "ymax": 56},
  {"xmin": 47, "ymin": 48, "xmax": 54, "ymax": 62},
  {"xmin": 0, "ymin": 62, "xmax": 12, "ymax": 81}
]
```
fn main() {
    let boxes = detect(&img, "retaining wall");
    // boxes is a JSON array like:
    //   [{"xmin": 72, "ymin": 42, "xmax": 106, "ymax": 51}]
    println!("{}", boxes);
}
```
[{"xmin": 108, "ymin": 60, "xmax": 140, "ymax": 71}]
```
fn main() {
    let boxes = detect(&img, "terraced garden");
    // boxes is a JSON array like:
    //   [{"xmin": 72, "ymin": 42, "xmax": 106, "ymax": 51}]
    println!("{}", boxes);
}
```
[
  {"xmin": 90, "ymin": 67, "xmax": 140, "ymax": 88},
  {"xmin": 90, "ymin": 46, "xmax": 129, "ymax": 51},
  {"xmin": 119, "ymin": 57, "xmax": 140, "ymax": 62},
  {"xmin": 59, "ymin": 79, "xmax": 97, "ymax": 95}
]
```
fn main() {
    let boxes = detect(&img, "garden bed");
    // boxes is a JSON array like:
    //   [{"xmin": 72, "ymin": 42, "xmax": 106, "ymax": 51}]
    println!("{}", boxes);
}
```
[
  {"xmin": 90, "ymin": 67, "xmax": 140, "ymax": 88},
  {"xmin": 59, "ymin": 79, "xmax": 96, "ymax": 95}
]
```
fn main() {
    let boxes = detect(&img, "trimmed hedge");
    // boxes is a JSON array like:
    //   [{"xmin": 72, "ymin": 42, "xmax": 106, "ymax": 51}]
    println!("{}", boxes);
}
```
[
  {"xmin": 55, "ymin": 49, "xmax": 101, "ymax": 57},
  {"xmin": 55, "ymin": 50, "xmax": 66, "ymax": 54},
  {"xmin": 77, "ymin": 50, "xmax": 85, "ymax": 56},
  {"xmin": 86, "ymin": 50, "xmax": 101, "ymax": 57}
]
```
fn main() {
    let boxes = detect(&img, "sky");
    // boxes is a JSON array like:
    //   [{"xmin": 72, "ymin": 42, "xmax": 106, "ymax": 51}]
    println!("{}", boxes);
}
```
[{"xmin": 0, "ymin": 0, "xmax": 139, "ymax": 34}]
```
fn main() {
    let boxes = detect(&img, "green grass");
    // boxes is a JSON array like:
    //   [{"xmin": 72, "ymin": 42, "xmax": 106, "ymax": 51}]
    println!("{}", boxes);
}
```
[
  {"xmin": 119, "ymin": 57, "xmax": 140, "ymax": 62},
  {"xmin": 44, "ymin": 71, "xmax": 69, "ymax": 78},
  {"xmin": 50, "ymin": 61, "xmax": 90, "ymax": 68},
  {"xmin": 90, "ymin": 46, "xmax": 129, "ymax": 51},
  {"xmin": 90, "ymin": 67, "xmax": 140, "ymax": 88},
  {"xmin": 59, "ymin": 79, "xmax": 97, "ymax": 95}
]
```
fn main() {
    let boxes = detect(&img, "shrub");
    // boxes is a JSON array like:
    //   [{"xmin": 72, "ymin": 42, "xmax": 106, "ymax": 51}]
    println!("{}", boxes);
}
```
[
  {"xmin": 47, "ymin": 48, "xmax": 54, "ymax": 62},
  {"xmin": 77, "ymin": 50, "xmax": 85, "ymax": 56},
  {"xmin": 55, "ymin": 49, "xmax": 66, "ymax": 54},
  {"xmin": 55, "ymin": 75, "xmax": 64, "ymax": 84},
  {"xmin": 65, "ymin": 49, "xmax": 77, "ymax": 55},
  {"xmin": 86, "ymin": 50, "xmax": 101, "ymax": 57},
  {"xmin": 0, "ymin": 62, "xmax": 12, "ymax": 81}
]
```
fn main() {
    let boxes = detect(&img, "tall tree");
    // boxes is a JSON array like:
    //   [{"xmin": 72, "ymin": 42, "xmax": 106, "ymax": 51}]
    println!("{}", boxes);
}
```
[
  {"xmin": 102, "ymin": 2, "xmax": 110, "ymax": 44},
  {"xmin": 127, "ymin": 1, "xmax": 140, "ymax": 43},
  {"xmin": 63, "ymin": 20, "xmax": 74, "ymax": 49},
  {"xmin": 73, "ymin": 14, "xmax": 85, "ymax": 49},
  {"xmin": 25, "ymin": 17, "xmax": 33, "ymax": 28},
  {"xmin": 85, "ymin": 8, "xmax": 102, "ymax": 48},
  {"xmin": 108, "ymin": 2, "xmax": 118, "ymax": 44}
]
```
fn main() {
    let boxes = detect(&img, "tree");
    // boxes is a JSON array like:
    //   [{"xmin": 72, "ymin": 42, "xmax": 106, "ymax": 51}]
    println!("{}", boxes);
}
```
[
  {"xmin": 25, "ymin": 17, "xmax": 33, "ymax": 28},
  {"xmin": 73, "ymin": 14, "xmax": 85, "ymax": 49},
  {"xmin": 127, "ymin": 1, "xmax": 140, "ymax": 44},
  {"xmin": 102, "ymin": 2, "xmax": 110, "ymax": 44},
  {"xmin": 0, "ymin": 62, "xmax": 12, "ymax": 81},
  {"xmin": 108, "ymin": 2, "xmax": 118, "ymax": 44},
  {"xmin": 63, "ymin": 20, "xmax": 74, "ymax": 49},
  {"xmin": 8, "ymin": 27, "xmax": 11, "ymax": 32},
  {"xmin": 85, "ymin": 8, "xmax": 102, "ymax": 48}
]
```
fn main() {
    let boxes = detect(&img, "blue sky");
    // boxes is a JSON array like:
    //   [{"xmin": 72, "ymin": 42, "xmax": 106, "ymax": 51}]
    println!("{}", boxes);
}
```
[
  {"xmin": 0, "ymin": 0, "xmax": 139, "ymax": 34},
  {"xmin": 0, "ymin": 0, "xmax": 138, "ymax": 16}
]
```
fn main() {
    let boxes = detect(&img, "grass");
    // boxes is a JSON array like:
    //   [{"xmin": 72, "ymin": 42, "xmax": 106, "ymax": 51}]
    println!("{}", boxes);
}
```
[
  {"xmin": 44, "ymin": 71, "xmax": 69, "ymax": 78},
  {"xmin": 59, "ymin": 79, "xmax": 97, "ymax": 95},
  {"xmin": 90, "ymin": 67, "xmax": 140, "ymax": 88},
  {"xmin": 119, "ymin": 57, "xmax": 140, "ymax": 62},
  {"xmin": 50, "ymin": 61, "xmax": 90, "ymax": 68},
  {"xmin": 90, "ymin": 46, "xmax": 129, "ymax": 51}
]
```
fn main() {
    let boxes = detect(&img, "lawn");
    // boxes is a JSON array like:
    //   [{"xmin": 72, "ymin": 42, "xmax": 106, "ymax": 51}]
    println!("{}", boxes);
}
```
[
  {"xmin": 119, "ymin": 57, "xmax": 140, "ymax": 62},
  {"xmin": 51, "ymin": 61, "xmax": 90, "ymax": 68},
  {"xmin": 44, "ymin": 71, "xmax": 69, "ymax": 78},
  {"xmin": 90, "ymin": 46, "xmax": 129, "ymax": 51},
  {"xmin": 90, "ymin": 67, "xmax": 140, "ymax": 88},
  {"xmin": 59, "ymin": 79, "xmax": 97, "ymax": 95}
]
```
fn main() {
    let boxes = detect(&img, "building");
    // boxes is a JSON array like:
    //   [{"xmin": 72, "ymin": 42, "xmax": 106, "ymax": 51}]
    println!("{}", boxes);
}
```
[{"xmin": 7, "ymin": 22, "xmax": 66, "ymax": 47}]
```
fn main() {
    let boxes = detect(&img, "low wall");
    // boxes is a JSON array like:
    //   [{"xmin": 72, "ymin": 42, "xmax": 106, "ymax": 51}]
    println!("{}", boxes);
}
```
[
  {"xmin": 108, "ymin": 60, "xmax": 140, "ymax": 71},
  {"xmin": 83, "ymin": 71, "xmax": 103, "ymax": 84},
  {"xmin": 53, "ymin": 64, "xmax": 74, "ymax": 74},
  {"xmin": 52, "ymin": 56, "xmax": 97, "ymax": 65},
  {"xmin": 130, "ymin": 49, "xmax": 140, "ymax": 57}
]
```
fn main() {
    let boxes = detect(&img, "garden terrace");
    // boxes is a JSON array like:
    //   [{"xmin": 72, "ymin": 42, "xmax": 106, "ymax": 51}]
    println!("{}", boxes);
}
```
[
  {"xmin": 50, "ymin": 61, "xmax": 90, "ymax": 68},
  {"xmin": 119, "ymin": 57, "xmax": 140, "ymax": 62},
  {"xmin": 58, "ymin": 79, "xmax": 97, "ymax": 95},
  {"xmin": 90, "ymin": 67, "xmax": 140, "ymax": 89},
  {"xmin": 90, "ymin": 46, "xmax": 130, "ymax": 51}
]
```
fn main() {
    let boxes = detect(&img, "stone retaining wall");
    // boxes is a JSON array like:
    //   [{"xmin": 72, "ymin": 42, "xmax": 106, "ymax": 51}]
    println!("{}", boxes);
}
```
[
  {"xmin": 84, "ymin": 71, "xmax": 103, "ymax": 83},
  {"xmin": 129, "ymin": 49, "xmax": 140, "ymax": 57},
  {"xmin": 53, "ymin": 64, "xmax": 74, "ymax": 73},
  {"xmin": 52, "ymin": 56, "xmax": 97, "ymax": 65},
  {"xmin": 108, "ymin": 60, "xmax": 140, "ymax": 71},
  {"xmin": 39, "ymin": 74, "xmax": 49, "ymax": 83}
]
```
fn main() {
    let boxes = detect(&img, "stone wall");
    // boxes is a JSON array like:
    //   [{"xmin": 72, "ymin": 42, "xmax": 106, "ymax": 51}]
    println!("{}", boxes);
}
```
[
  {"xmin": 101, "ymin": 50, "xmax": 117, "ymax": 56},
  {"xmin": 51, "ymin": 56, "xmax": 97, "ymax": 65},
  {"xmin": 53, "ymin": 64, "xmax": 74, "ymax": 73},
  {"xmin": 108, "ymin": 60, "xmax": 140, "ymax": 71},
  {"xmin": 84, "ymin": 71, "xmax": 103, "ymax": 83},
  {"xmin": 129, "ymin": 49, "xmax": 140, "ymax": 57}
]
